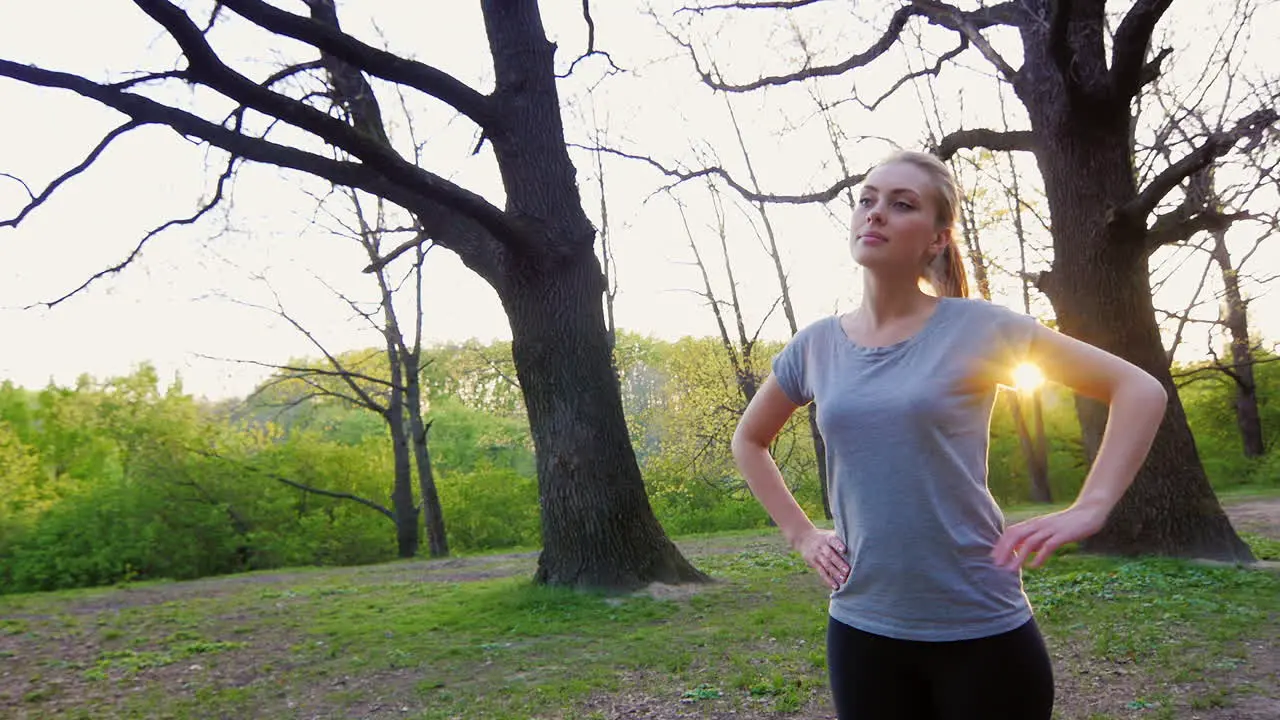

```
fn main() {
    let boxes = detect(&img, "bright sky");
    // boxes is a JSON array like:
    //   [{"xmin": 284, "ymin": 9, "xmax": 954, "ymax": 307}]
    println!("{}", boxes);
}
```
[{"xmin": 0, "ymin": 1, "xmax": 1276, "ymax": 399}]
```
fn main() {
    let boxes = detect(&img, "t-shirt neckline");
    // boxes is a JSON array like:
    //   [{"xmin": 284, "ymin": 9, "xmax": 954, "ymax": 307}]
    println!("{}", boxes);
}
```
[{"xmin": 832, "ymin": 297, "xmax": 953, "ymax": 356}]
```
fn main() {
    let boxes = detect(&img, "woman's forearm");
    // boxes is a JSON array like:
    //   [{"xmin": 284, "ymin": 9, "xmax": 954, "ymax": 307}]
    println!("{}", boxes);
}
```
[
  {"xmin": 732, "ymin": 439, "xmax": 817, "ymax": 547},
  {"xmin": 1073, "ymin": 372, "xmax": 1168, "ymax": 517}
]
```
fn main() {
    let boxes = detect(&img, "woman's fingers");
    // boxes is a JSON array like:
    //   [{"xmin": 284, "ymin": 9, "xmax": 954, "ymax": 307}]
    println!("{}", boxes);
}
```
[
  {"xmin": 1014, "ymin": 528, "xmax": 1057, "ymax": 567},
  {"xmin": 801, "ymin": 532, "xmax": 848, "ymax": 590},
  {"xmin": 1029, "ymin": 536, "xmax": 1066, "ymax": 568},
  {"xmin": 993, "ymin": 520, "xmax": 1039, "ymax": 568}
]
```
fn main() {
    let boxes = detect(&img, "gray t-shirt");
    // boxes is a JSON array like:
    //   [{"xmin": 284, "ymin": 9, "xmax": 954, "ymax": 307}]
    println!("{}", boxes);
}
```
[{"xmin": 772, "ymin": 297, "xmax": 1040, "ymax": 641}]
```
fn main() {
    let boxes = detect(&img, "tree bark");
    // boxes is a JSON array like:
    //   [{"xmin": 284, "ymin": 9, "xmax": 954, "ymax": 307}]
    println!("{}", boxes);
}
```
[
  {"xmin": 477, "ymin": 1, "xmax": 706, "ymax": 588},
  {"xmin": 404, "ymin": 352, "xmax": 448, "ymax": 558},
  {"xmin": 1028, "ymin": 131, "xmax": 1250, "ymax": 560},
  {"xmin": 499, "ymin": 250, "xmax": 708, "ymax": 588},
  {"xmin": 806, "ymin": 404, "xmax": 832, "ymax": 519},
  {"xmin": 1014, "ymin": 12, "xmax": 1252, "ymax": 561}
]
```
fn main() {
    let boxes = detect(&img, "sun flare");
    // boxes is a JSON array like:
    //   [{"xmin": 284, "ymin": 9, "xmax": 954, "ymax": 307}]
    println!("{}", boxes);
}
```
[{"xmin": 1012, "ymin": 363, "xmax": 1045, "ymax": 393}]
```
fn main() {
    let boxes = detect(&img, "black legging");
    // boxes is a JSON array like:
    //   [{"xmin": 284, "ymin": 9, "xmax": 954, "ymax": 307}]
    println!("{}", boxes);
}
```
[{"xmin": 826, "ymin": 616, "xmax": 1055, "ymax": 719}]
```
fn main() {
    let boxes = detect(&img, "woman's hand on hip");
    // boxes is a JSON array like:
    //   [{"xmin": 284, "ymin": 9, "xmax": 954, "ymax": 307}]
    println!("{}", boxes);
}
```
[
  {"xmin": 793, "ymin": 528, "xmax": 849, "ymax": 590},
  {"xmin": 992, "ymin": 504, "xmax": 1109, "ymax": 571}
]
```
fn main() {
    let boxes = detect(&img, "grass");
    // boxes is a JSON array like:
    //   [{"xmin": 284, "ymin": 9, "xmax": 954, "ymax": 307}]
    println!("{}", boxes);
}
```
[{"xmin": 1, "ymin": 530, "xmax": 1277, "ymax": 719}]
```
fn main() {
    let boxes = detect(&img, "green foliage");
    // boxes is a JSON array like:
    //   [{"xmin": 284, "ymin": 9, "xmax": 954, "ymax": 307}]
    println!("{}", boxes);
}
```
[
  {"xmin": 987, "ymin": 386, "xmax": 1089, "ymax": 505},
  {"xmin": 618, "ymin": 333, "xmax": 823, "ymax": 529},
  {"xmin": 1178, "ymin": 351, "xmax": 1279, "ymax": 488},
  {"xmin": 436, "ymin": 465, "xmax": 540, "ymax": 551},
  {"xmin": 1, "ymin": 334, "xmax": 1275, "ymax": 594}
]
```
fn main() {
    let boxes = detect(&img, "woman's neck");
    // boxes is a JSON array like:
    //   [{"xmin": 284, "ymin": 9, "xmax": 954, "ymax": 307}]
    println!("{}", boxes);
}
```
[{"xmin": 857, "ymin": 274, "xmax": 936, "ymax": 328}]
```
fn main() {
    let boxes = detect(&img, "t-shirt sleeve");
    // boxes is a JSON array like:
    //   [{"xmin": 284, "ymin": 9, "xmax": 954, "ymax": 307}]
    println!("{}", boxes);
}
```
[
  {"xmin": 993, "ymin": 304, "xmax": 1040, "ymax": 367},
  {"xmin": 771, "ymin": 330, "xmax": 814, "ymax": 406},
  {"xmin": 971, "ymin": 301, "xmax": 1042, "ymax": 387}
]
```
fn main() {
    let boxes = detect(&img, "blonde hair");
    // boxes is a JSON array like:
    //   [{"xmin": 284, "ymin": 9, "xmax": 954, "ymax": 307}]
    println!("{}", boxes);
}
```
[{"xmin": 877, "ymin": 150, "xmax": 970, "ymax": 299}]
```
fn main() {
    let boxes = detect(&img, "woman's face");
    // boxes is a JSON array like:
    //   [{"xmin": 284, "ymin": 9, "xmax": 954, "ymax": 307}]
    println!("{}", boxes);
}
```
[{"xmin": 850, "ymin": 161, "xmax": 948, "ymax": 273}]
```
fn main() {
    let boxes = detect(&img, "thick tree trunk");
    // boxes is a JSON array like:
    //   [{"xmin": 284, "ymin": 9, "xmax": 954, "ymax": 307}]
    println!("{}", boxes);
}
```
[
  {"xmin": 478, "ymin": 2, "xmax": 705, "ymax": 588},
  {"xmin": 1031, "ymin": 142, "xmax": 1250, "ymax": 560},
  {"xmin": 1209, "ymin": 229, "xmax": 1265, "ymax": 457},
  {"xmin": 498, "ymin": 251, "xmax": 708, "ymax": 589},
  {"xmin": 1009, "ymin": 7, "xmax": 1255, "ymax": 560}
]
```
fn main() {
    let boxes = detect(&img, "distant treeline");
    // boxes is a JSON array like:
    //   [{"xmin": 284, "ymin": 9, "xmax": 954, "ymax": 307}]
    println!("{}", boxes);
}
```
[{"xmin": 1, "ymin": 333, "xmax": 1275, "ymax": 594}]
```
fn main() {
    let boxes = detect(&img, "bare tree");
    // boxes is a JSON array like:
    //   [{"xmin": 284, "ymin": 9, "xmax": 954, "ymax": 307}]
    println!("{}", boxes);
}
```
[
  {"xmin": 341, "ymin": 192, "xmax": 449, "ymax": 558},
  {"xmin": 720, "ymin": 87, "xmax": 835, "ymax": 519},
  {"xmin": 219, "ymin": 278, "xmax": 426, "ymax": 558},
  {"xmin": 0, "ymin": 0, "xmax": 704, "ymax": 588},
  {"xmin": 1153, "ymin": 160, "xmax": 1277, "ymax": 458},
  {"xmin": 666, "ymin": 0, "xmax": 1276, "ymax": 561}
]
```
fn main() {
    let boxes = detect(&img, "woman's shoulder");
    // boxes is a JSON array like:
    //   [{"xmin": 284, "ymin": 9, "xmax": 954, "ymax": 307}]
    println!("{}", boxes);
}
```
[
  {"xmin": 788, "ymin": 315, "xmax": 840, "ymax": 343},
  {"xmin": 944, "ymin": 297, "xmax": 1037, "ymax": 325}
]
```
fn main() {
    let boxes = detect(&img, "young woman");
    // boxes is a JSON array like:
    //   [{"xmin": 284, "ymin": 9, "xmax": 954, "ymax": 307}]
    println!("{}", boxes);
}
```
[{"xmin": 730, "ymin": 151, "xmax": 1168, "ymax": 719}]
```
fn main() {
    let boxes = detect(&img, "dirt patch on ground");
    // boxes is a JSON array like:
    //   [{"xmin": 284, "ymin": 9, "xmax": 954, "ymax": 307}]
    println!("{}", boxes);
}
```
[{"xmin": 1225, "ymin": 498, "xmax": 1280, "ymax": 539}]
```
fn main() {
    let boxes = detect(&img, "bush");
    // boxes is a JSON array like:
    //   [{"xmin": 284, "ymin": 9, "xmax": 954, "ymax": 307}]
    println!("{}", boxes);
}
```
[{"xmin": 437, "ymin": 465, "xmax": 540, "ymax": 552}]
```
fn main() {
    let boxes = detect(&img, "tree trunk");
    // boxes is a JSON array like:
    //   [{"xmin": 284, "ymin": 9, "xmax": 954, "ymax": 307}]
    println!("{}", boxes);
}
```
[
  {"xmin": 405, "ymin": 352, "xmax": 449, "ymax": 558},
  {"xmin": 723, "ymin": 95, "xmax": 831, "ymax": 520},
  {"xmin": 1014, "ymin": 42, "xmax": 1252, "ymax": 560},
  {"xmin": 952, "ymin": 158, "xmax": 992, "ymax": 301},
  {"xmin": 807, "ymin": 404, "xmax": 832, "ymax": 519},
  {"xmin": 475, "ymin": 1, "xmax": 705, "ymax": 588},
  {"xmin": 498, "ymin": 250, "xmax": 708, "ymax": 589},
  {"xmin": 1031, "ymin": 390, "xmax": 1050, "ymax": 497},
  {"xmin": 1030, "ymin": 143, "xmax": 1250, "ymax": 560},
  {"xmin": 1010, "ymin": 394, "xmax": 1053, "ymax": 503},
  {"xmin": 385, "ymin": 382, "xmax": 419, "ymax": 559},
  {"xmin": 1209, "ymin": 228, "xmax": 1265, "ymax": 457}
]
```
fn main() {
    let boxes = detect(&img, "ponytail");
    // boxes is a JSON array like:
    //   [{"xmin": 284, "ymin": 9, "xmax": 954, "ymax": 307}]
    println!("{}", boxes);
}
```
[
  {"xmin": 926, "ymin": 240, "xmax": 970, "ymax": 298},
  {"xmin": 878, "ymin": 150, "xmax": 970, "ymax": 299}
]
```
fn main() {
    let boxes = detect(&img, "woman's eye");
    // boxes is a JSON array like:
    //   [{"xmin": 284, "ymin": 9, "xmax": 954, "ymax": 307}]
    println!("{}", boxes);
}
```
[
  {"xmin": 857, "ymin": 197, "xmax": 873, "ymax": 207},
  {"xmin": 894, "ymin": 201, "xmax": 914, "ymax": 210}
]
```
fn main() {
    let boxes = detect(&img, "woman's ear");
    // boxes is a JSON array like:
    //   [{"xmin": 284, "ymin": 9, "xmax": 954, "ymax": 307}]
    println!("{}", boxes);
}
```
[{"xmin": 931, "ymin": 226, "xmax": 953, "ymax": 259}]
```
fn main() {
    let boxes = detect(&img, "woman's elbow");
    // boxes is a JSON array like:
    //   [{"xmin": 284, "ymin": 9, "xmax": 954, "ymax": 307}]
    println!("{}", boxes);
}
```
[
  {"xmin": 1126, "ymin": 367, "xmax": 1169, "ymax": 416},
  {"xmin": 731, "ymin": 422, "xmax": 770, "ymax": 461}
]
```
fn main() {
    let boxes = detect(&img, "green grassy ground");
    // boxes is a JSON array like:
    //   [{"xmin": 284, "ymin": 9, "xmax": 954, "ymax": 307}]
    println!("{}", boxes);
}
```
[{"xmin": 2, "ymin": 507, "xmax": 1277, "ymax": 719}]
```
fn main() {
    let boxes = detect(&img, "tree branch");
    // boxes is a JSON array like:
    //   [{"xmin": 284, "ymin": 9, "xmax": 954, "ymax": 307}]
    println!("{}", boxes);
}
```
[
  {"xmin": 191, "ymin": 447, "xmax": 397, "ymax": 522},
  {"xmin": 933, "ymin": 128, "xmax": 1036, "ymax": 160},
  {"xmin": 914, "ymin": 1, "xmax": 1022, "ymax": 82},
  {"xmin": 1119, "ymin": 108, "xmax": 1279, "ymax": 227},
  {"xmin": 226, "ymin": 287, "xmax": 390, "ymax": 414},
  {"xmin": 1110, "ymin": 0, "xmax": 1175, "ymax": 98},
  {"xmin": 856, "ymin": 38, "xmax": 968, "ymax": 113},
  {"xmin": 678, "ymin": 0, "xmax": 826, "ymax": 11},
  {"xmin": 1146, "ymin": 210, "xmax": 1254, "ymax": 253},
  {"xmin": 697, "ymin": 5, "xmax": 921, "ymax": 92},
  {"xmin": 132, "ymin": 1, "xmax": 526, "ymax": 251},
  {"xmin": 1047, "ymin": 0, "xmax": 1073, "ymax": 87},
  {"xmin": 583, "ymin": 145, "xmax": 865, "ymax": 204},
  {"xmin": 558, "ymin": 0, "xmax": 622, "ymax": 78},
  {"xmin": 107, "ymin": 70, "xmax": 189, "ymax": 91},
  {"xmin": 218, "ymin": 0, "xmax": 494, "ymax": 127},
  {"xmin": 0, "ymin": 59, "xmax": 530, "ymax": 256},
  {"xmin": 29, "ymin": 154, "xmax": 239, "ymax": 309},
  {"xmin": 1139, "ymin": 47, "xmax": 1174, "ymax": 89},
  {"xmin": 1, "ymin": 121, "xmax": 141, "ymax": 229},
  {"xmin": 270, "ymin": 473, "xmax": 397, "ymax": 521}
]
